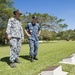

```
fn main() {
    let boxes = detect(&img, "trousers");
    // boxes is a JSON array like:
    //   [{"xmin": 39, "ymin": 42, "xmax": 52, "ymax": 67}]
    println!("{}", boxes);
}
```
[
  {"xmin": 9, "ymin": 38, "xmax": 21, "ymax": 62},
  {"xmin": 29, "ymin": 39, "xmax": 38, "ymax": 57}
]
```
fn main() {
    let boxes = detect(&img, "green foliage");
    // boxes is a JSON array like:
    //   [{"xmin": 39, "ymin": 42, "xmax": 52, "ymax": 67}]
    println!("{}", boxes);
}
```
[
  {"xmin": 39, "ymin": 30, "xmax": 56, "ymax": 41},
  {"xmin": 21, "ymin": 13, "xmax": 68, "ymax": 32},
  {"xmin": 0, "ymin": 0, "xmax": 14, "ymax": 45},
  {"xmin": 21, "ymin": 13, "xmax": 68, "ymax": 42},
  {"xmin": 56, "ymin": 29, "xmax": 75, "ymax": 41}
]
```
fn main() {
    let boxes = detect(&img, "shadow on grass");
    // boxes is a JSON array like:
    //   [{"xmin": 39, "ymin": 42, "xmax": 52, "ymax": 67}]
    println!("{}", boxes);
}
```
[
  {"xmin": 0, "ymin": 55, "xmax": 31, "ymax": 65},
  {"xmin": 0, "ymin": 56, "xmax": 10, "ymax": 65},
  {"xmin": 20, "ymin": 55, "xmax": 31, "ymax": 61}
]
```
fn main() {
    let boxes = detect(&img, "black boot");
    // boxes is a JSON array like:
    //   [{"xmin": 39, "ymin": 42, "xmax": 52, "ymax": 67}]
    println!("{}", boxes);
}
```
[
  {"xmin": 10, "ymin": 62, "xmax": 16, "ymax": 68},
  {"xmin": 31, "ymin": 57, "xmax": 34, "ymax": 62},
  {"xmin": 34, "ymin": 56, "xmax": 38, "ymax": 60}
]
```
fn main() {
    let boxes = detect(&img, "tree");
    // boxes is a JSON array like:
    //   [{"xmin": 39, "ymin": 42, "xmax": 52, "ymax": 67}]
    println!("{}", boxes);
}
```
[
  {"xmin": 0, "ymin": 0, "xmax": 14, "ymax": 45},
  {"xmin": 21, "ymin": 13, "xmax": 68, "ymax": 41},
  {"xmin": 59, "ymin": 23, "xmax": 68, "ymax": 31},
  {"xmin": 39, "ymin": 30, "xmax": 56, "ymax": 41},
  {"xmin": 56, "ymin": 29, "xmax": 75, "ymax": 41},
  {"xmin": 42, "ymin": 16, "xmax": 68, "ymax": 32}
]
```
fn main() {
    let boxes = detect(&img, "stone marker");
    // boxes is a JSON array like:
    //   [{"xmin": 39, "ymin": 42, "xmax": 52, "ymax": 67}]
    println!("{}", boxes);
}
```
[
  {"xmin": 38, "ymin": 65, "xmax": 68, "ymax": 75},
  {"xmin": 59, "ymin": 53, "xmax": 75, "ymax": 65},
  {"xmin": 72, "ymin": 53, "xmax": 75, "ymax": 58}
]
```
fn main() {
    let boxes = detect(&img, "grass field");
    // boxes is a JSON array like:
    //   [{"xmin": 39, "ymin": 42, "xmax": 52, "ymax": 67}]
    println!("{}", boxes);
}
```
[{"xmin": 0, "ymin": 41, "xmax": 75, "ymax": 75}]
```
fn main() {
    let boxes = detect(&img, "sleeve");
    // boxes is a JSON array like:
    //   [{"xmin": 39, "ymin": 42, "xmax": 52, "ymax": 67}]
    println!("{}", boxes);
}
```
[
  {"xmin": 21, "ymin": 23, "xmax": 24, "ymax": 39},
  {"xmin": 38, "ymin": 24, "xmax": 41, "ymax": 31},
  {"xmin": 6, "ymin": 19, "xmax": 11, "ymax": 36}
]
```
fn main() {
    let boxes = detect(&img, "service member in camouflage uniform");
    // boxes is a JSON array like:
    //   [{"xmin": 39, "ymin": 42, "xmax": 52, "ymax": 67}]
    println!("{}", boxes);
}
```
[
  {"xmin": 24, "ymin": 16, "xmax": 41, "ymax": 62},
  {"xmin": 6, "ymin": 10, "xmax": 24, "ymax": 68}
]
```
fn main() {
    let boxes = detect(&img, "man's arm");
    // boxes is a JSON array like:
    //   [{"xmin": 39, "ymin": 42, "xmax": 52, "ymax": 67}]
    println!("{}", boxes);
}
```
[
  {"xmin": 24, "ymin": 29, "xmax": 31, "ymax": 37},
  {"xmin": 24, "ymin": 24, "xmax": 31, "ymax": 37},
  {"xmin": 38, "ymin": 24, "xmax": 41, "ymax": 36},
  {"xmin": 6, "ymin": 19, "xmax": 12, "ymax": 40},
  {"xmin": 20, "ymin": 26, "xmax": 24, "ymax": 42},
  {"xmin": 38, "ymin": 30, "xmax": 41, "ymax": 36}
]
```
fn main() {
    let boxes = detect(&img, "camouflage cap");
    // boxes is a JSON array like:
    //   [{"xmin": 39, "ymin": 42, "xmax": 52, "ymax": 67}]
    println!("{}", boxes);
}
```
[{"xmin": 13, "ymin": 10, "xmax": 22, "ymax": 15}]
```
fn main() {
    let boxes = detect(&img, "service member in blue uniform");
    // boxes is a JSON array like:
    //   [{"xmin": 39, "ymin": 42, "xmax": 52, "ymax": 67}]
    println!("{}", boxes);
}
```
[
  {"xmin": 24, "ymin": 16, "xmax": 41, "ymax": 62},
  {"xmin": 6, "ymin": 10, "xmax": 24, "ymax": 68}
]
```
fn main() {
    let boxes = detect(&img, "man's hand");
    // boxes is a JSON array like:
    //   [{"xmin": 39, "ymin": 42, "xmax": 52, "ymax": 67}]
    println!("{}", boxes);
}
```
[
  {"xmin": 27, "ymin": 34, "xmax": 31, "ymax": 37},
  {"xmin": 24, "ymin": 29, "xmax": 31, "ymax": 37},
  {"xmin": 21, "ymin": 38, "xmax": 24, "ymax": 43},
  {"xmin": 7, "ymin": 35, "xmax": 11, "ymax": 40}
]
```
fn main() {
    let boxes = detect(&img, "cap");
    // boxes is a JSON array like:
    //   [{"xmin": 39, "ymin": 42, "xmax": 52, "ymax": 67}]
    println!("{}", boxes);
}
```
[
  {"xmin": 13, "ymin": 10, "xmax": 22, "ymax": 15},
  {"xmin": 32, "ymin": 16, "xmax": 37, "ymax": 19}
]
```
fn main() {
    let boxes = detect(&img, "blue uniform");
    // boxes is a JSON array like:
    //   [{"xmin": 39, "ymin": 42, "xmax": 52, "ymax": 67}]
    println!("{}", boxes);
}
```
[{"xmin": 25, "ymin": 22, "xmax": 41, "ymax": 57}]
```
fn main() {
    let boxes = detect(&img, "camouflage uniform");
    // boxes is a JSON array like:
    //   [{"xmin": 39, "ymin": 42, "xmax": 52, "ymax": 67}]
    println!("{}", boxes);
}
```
[
  {"xmin": 25, "ymin": 23, "xmax": 41, "ymax": 57},
  {"xmin": 6, "ymin": 17, "xmax": 24, "ymax": 62}
]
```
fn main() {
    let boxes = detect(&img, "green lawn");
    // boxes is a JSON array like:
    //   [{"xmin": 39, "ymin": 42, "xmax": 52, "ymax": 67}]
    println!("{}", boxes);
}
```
[{"xmin": 0, "ymin": 41, "xmax": 75, "ymax": 75}]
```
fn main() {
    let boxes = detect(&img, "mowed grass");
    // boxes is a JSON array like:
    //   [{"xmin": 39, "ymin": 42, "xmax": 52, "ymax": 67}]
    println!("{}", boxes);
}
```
[{"xmin": 0, "ymin": 41, "xmax": 75, "ymax": 75}]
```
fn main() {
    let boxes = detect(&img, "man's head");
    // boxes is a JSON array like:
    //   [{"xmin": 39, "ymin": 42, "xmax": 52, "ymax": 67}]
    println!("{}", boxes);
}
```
[
  {"xmin": 13, "ymin": 10, "xmax": 22, "ymax": 18},
  {"xmin": 32, "ymin": 16, "xmax": 37, "ymax": 24}
]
